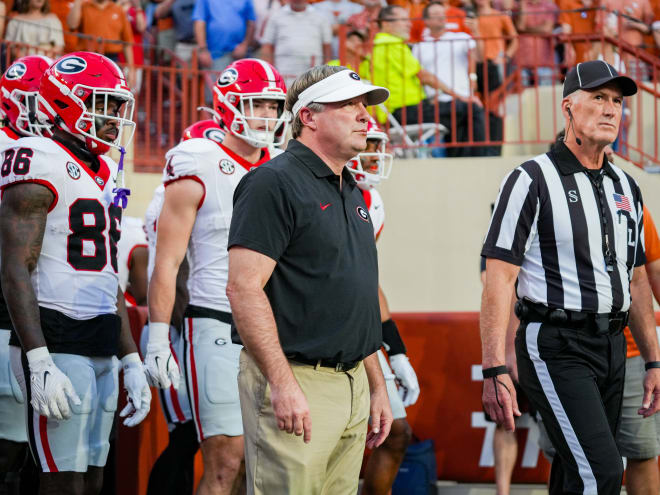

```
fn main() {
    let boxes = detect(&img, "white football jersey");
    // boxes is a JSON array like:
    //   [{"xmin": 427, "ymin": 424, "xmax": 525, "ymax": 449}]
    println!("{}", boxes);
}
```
[
  {"xmin": 117, "ymin": 216, "xmax": 147, "ymax": 295},
  {"xmin": 0, "ymin": 137, "xmax": 121, "ymax": 319},
  {"xmin": 144, "ymin": 184, "xmax": 165, "ymax": 281},
  {"xmin": 362, "ymin": 187, "xmax": 385, "ymax": 240},
  {"xmin": 0, "ymin": 127, "xmax": 19, "ymax": 149},
  {"xmin": 162, "ymin": 138, "xmax": 280, "ymax": 313}
]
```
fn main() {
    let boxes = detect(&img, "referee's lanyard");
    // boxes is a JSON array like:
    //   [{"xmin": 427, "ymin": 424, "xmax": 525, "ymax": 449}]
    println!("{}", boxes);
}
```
[{"xmin": 583, "ymin": 169, "xmax": 616, "ymax": 272}]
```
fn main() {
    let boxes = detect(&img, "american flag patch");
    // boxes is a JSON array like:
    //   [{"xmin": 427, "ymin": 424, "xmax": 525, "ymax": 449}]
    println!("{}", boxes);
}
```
[{"xmin": 613, "ymin": 193, "xmax": 632, "ymax": 212}]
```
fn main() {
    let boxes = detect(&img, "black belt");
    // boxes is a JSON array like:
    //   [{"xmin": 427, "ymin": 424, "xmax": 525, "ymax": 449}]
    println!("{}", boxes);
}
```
[
  {"xmin": 515, "ymin": 299, "xmax": 628, "ymax": 335},
  {"xmin": 184, "ymin": 304, "xmax": 232, "ymax": 325},
  {"xmin": 289, "ymin": 356, "xmax": 360, "ymax": 372}
]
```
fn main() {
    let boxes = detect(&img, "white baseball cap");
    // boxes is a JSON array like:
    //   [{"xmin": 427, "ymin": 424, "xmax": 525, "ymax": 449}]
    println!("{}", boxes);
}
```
[{"xmin": 291, "ymin": 69, "xmax": 389, "ymax": 117}]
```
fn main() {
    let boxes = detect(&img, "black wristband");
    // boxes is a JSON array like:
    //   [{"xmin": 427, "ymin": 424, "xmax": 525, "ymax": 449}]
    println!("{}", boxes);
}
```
[
  {"xmin": 645, "ymin": 361, "xmax": 660, "ymax": 371},
  {"xmin": 482, "ymin": 365, "xmax": 508, "ymax": 379},
  {"xmin": 381, "ymin": 318, "xmax": 406, "ymax": 356}
]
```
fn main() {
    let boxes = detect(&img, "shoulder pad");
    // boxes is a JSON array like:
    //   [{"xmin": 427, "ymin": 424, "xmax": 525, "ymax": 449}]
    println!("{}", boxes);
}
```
[
  {"xmin": 163, "ymin": 139, "xmax": 217, "ymax": 184},
  {"xmin": 0, "ymin": 137, "xmax": 64, "ymax": 193}
]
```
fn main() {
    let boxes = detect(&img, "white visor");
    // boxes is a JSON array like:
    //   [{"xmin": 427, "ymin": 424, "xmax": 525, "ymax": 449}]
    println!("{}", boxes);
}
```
[{"xmin": 292, "ymin": 69, "xmax": 389, "ymax": 117}]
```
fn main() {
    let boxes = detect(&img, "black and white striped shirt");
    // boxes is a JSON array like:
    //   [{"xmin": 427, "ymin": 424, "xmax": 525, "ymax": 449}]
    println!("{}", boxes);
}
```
[{"xmin": 482, "ymin": 142, "xmax": 645, "ymax": 313}]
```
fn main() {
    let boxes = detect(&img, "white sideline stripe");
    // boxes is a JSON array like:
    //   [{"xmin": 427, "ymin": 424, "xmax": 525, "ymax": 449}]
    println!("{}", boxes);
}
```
[{"xmin": 526, "ymin": 323, "xmax": 598, "ymax": 494}]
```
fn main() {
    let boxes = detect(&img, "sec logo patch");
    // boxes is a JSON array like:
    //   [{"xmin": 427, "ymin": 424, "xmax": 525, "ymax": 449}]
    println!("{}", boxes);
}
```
[
  {"xmin": 219, "ymin": 159, "xmax": 235, "ymax": 175},
  {"xmin": 356, "ymin": 206, "xmax": 369, "ymax": 222},
  {"xmin": 66, "ymin": 161, "xmax": 80, "ymax": 180}
]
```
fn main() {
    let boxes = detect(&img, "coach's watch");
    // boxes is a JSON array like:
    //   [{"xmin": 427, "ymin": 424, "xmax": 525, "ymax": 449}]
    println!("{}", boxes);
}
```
[{"xmin": 645, "ymin": 361, "xmax": 660, "ymax": 371}]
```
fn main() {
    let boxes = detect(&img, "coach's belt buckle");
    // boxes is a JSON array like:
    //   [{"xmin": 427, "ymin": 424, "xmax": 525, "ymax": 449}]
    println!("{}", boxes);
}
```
[{"xmin": 335, "ymin": 362, "xmax": 346, "ymax": 372}]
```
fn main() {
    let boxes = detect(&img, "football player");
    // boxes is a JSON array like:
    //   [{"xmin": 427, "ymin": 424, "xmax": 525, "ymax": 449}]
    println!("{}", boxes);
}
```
[
  {"xmin": 0, "ymin": 54, "xmax": 52, "ymax": 495},
  {"xmin": 182, "ymin": 119, "xmax": 225, "ymax": 144},
  {"xmin": 145, "ymin": 58, "xmax": 288, "ymax": 494},
  {"xmin": 348, "ymin": 119, "xmax": 422, "ymax": 495},
  {"xmin": 142, "ymin": 183, "xmax": 199, "ymax": 495},
  {"xmin": 117, "ymin": 216, "xmax": 148, "ymax": 306},
  {"xmin": 0, "ymin": 52, "xmax": 151, "ymax": 495}
]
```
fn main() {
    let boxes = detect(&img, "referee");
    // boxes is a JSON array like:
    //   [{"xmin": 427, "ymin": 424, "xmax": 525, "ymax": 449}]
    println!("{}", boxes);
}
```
[{"xmin": 480, "ymin": 60, "xmax": 660, "ymax": 495}]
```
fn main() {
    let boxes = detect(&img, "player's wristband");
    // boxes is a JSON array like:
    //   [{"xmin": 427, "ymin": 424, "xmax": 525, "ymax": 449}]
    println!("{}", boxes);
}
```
[
  {"xmin": 645, "ymin": 361, "xmax": 660, "ymax": 371},
  {"xmin": 382, "ymin": 319, "xmax": 406, "ymax": 356},
  {"xmin": 482, "ymin": 365, "xmax": 508, "ymax": 379}
]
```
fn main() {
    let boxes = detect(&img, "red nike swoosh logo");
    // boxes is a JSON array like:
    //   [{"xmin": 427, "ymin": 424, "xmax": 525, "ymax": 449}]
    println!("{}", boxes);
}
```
[{"xmin": 320, "ymin": 203, "xmax": 331, "ymax": 210}]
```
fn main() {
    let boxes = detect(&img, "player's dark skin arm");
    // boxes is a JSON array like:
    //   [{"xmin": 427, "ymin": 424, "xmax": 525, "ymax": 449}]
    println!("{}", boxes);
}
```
[
  {"xmin": 0, "ymin": 183, "xmax": 53, "ymax": 352},
  {"xmin": 127, "ymin": 246, "xmax": 148, "ymax": 306},
  {"xmin": 117, "ymin": 286, "xmax": 139, "ymax": 359}
]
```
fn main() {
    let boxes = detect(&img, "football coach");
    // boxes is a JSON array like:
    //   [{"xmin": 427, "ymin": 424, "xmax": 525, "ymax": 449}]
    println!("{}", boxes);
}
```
[
  {"xmin": 480, "ymin": 60, "xmax": 660, "ymax": 495},
  {"xmin": 226, "ymin": 65, "xmax": 392, "ymax": 495}
]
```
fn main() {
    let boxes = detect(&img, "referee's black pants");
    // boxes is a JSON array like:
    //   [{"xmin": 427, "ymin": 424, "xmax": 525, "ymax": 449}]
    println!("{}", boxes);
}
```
[{"xmin": 515, "ymin": 321, "xmax": 626, "ymax": 495}]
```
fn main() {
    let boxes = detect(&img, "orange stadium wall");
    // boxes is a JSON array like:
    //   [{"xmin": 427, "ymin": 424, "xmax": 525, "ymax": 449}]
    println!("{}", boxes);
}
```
[{"xmin": 118, "ymin": 308, "xmax": 660, "ymax": 490}]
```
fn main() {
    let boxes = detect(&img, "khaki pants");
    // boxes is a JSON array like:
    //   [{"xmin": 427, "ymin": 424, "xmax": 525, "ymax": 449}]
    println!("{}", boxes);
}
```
[{"xmin": 238, "ymin": 350, "xmax": 369, "ymax": 495}]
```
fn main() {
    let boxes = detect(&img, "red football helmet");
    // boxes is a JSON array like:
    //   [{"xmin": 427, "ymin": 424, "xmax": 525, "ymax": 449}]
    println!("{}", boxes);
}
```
[
  {"xmin": 39, "ymin": 52, "xmax": 135, "ymax": 155},
  {"xmin": 347, "ymin": 117, "xmax": 393, "ymax": 189},
  {"xmin": 213, "ymin": 58, "xmax": 287, "ymax": 148},
  {"xmin": 0, "ymin": 55, "xmax": 53, "ymax": 137},
  {"xmin": 181, "ymin": 119, "xmax": 225, "ymax": 144}
]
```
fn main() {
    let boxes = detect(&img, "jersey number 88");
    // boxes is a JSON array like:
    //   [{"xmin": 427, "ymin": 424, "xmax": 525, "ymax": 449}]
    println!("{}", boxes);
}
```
[{"xmin": 68, "ymin": 199, "xmax": 121, "ymax": 272}]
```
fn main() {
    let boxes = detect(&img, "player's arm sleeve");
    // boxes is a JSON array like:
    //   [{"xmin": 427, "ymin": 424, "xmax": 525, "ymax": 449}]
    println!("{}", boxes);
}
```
[
  {"xmin": 161, "ymin": 144, "xmax": 208, "ymax": 208},
  {"xmin": 382, "ymin": 319, "xmax": 406, "ymax": 356},
  {"xmin": 643, "ymin": 204, "xmax": 660, "ymax": 263},
  {"xmin": 481, "ymin": 165, "xmax": 539, "ymax": 266},
  {"xmin": 228, "ymin": 168, "xmax": 294, "ymax": 263},
  {"xmin": 0, "ymin": 144, "xmax": 59, "ymax": 212}
]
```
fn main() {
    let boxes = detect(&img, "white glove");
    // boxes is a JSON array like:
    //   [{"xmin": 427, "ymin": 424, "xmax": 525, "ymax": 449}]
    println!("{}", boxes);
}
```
[
  {"xmin": 26, "ymin": 347, "xmax": 81, "ymax": 420},
  {"xmin": 143, "ymin": 322, "xmax": 180, "ymax": 389},
  {"xmin": 389, "ymin": 354, "xmax": 420, "ymax": 407},
  {"xmin": 119, "ymin": 353, "xmax": 152, "ymax": 427}
]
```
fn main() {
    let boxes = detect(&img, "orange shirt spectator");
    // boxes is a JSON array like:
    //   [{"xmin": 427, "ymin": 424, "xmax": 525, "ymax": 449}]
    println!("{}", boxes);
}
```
[
  {"xmin": 50, "ymin": 0, "xmax": 77, "ymax": 53},
  {"xmin": 67, "ymin": 0, "xmax": 134, "ymax": 58},
  {"xmin": 515, "ymin": 0, "xmax": 557, "ymax": 70},
  {"xmin": 476, "ymin": 3, "xmax": 517, "ymax": 62},
  {"xmin": 599, "ymin": 0, "xmax": 653, "ymax": 48},
  {"xmin": 625, "ymin": 205, "xmax": 660, "ymax": 358},
  {"xmin": 557, "ymin": 0, "xmax": 597, "ymax": 64}
]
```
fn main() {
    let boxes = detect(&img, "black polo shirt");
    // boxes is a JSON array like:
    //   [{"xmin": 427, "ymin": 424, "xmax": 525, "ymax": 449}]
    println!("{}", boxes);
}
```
[{"xmin": 228, "ymin": 139, "xmax": 381, "ymax": 363}]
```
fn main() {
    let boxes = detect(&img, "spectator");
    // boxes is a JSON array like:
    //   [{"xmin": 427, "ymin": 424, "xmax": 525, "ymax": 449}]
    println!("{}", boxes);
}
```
[
  {"xmin": 328, "ymin": 29, "xmax": 370, "ymax": 79},
  {"xmin": 599, "ymin": 0, "xmax": 653, "ymax": 79},
  {"xmin": 5, "ymin": 0, "xmax": 64, "ymax": 57},
  {"xmin": 67, "ymin": 0, "xmax": 135, "ymax": 86},
  {"xmin": 253, "ymin": 0, "xmax": 284, "ymax": 48},
  {"xmin": 420, "ymin": 0, "xmax": 471, "ymax": 35},
  {"xmin": 154, "ymin": 0, "xmax": 196, "ymax": 64},
  {"xmin": 557, "ymin": 0, "xmax": 597, "ymax": 65},
  {"xmin": 475, "ymin": 0, "xmax": 517, "ymax": 156},
  {"xmin": 48, "ymin": 0, "xmax": 77, "ymax": 52},
  {"xmin": 314, "ymin": 0, "xmax": 362, "ymax": 57},
  {"xmin": 388, "ymin": 0, "xmax": 428, "ymax": 43},
  {"xmin": 150, "ymin": 0, "xmax": 177, "ymax": 62},
  {"xmin": 118, "ymin": 0, "xmax": 146, "ymax": 92},
  {"xmin": 346, "ymin": 0, "xmax": 381, "ymax": 42},
  {"xmin": 515, "ymin": 0, "xmax": 558, "ymax": 86},
  {"xmin": 412, "ymin": 2, "xmax": 487, "ymax": 155},
  {"xmin": 260, "ymin": 0, "xmax": 331, "ymax": 85},
  {"xmin": 192, "ymin": 0, "xmax": 255, "ymax": 70},
  {"xmin": 372, "ymin": 4, "xmax": 485, "ymax": 156}
]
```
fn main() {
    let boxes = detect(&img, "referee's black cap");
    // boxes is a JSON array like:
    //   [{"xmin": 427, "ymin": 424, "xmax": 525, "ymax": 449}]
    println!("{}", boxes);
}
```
[{"xmin": 563, "ymin": 60, "xmax": 637, "ymax": 97}]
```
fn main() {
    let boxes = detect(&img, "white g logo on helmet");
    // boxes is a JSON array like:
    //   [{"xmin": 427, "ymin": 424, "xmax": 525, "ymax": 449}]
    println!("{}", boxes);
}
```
[
  {"xmin": 55, "ymin": 56, "xmax": 87, "ymax": 74},
  {"xmin": 5, "ymin": 62, "xmax": 27, "ymax": 80},
  {"xmin": 217, "ymin": 68, "xmax": 239, "ymax": 87}
]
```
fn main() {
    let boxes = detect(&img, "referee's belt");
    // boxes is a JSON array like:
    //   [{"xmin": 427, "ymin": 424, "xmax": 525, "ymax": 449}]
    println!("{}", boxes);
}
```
[
  {"xmin": 515, "ymin": 299, "xmax": 628, "ymax": 335},
  {"xmin": 288, "ymin": 355, "xmax": 360, "ymax": 372}
]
